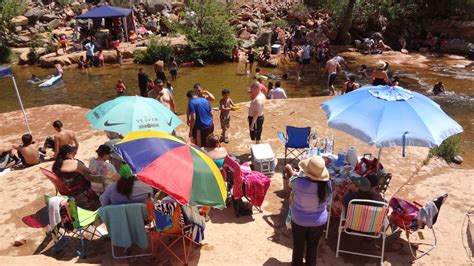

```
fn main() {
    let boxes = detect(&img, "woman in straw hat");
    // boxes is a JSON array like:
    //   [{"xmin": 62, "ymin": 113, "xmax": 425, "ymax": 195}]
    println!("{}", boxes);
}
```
[
  {"xmin": 371, "ymin": 60, "xmax": 390, "ymax": 86},
  {"xmin": 288, "ymin": 156, "xmax": 332, "ymax": 266}
]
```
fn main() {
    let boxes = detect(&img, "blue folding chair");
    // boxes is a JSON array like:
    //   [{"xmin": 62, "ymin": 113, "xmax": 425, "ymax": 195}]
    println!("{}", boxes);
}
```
[{"xmin": 278, "ymin": 126, "xmax": 316, "ymax": 165}]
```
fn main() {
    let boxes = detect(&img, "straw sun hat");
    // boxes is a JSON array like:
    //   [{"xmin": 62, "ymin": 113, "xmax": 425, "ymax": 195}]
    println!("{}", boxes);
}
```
[
  {"xmin": 298, "ymin": 156, "xmax": 330, "ymax": 182},
  {"xmin": 376, "ymin": 60, "xmax": 387, "ymax": 70}
]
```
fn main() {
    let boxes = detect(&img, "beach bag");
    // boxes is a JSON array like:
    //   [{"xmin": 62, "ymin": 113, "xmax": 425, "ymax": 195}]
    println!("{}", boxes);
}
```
[
  {"xmin": 232, "ymin": 198, "xmax": 253, "ymax": 217},
  {"xmin": 354, "ymin": 155, "xmax": 383, "ymax": 176}
]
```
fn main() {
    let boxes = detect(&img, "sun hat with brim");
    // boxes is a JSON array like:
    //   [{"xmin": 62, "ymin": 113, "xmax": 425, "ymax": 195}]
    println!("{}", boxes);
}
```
[
  {"xmin": 350, "ymin": 176, "xmax": 371, "ymax": 192},
  {"xmin": 298, "ymin": 156, "xmax": 330, "ymax": 182},
  {"xmin": 376, "ymin": 60, "xmax": 387, "ymax": 70}
]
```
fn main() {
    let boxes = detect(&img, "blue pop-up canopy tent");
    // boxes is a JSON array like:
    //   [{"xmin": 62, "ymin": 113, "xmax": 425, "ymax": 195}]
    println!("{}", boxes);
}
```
[
  {"xmin": 0, "ymin": 66, "xmax": 31, "ymax": 133},
  {"xmin": 76, "ymin": 5, "xmax": 133, "ymax": 42},
  {"xmin": 76, "ymin": 6, "xmax": 132, "ymax": 19}
]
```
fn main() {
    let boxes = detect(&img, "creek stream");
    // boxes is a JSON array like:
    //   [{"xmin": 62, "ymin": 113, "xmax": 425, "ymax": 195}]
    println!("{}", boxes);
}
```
[{"xmin": 0, "ymin": 52, "xmax": 472, "ymax": 166}]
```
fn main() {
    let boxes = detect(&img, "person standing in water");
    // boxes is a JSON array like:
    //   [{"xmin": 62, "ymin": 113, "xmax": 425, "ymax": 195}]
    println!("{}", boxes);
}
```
[
  {"xmin": 154, "ymin": 59, "xmax": 166, "ymax": 82},
  {"xmin": 168, "ymin": 57, "xmax": 178, "ymax": 81},
  {"xmin": 432, "ymin": 81, "xmax": 445, "ymax": 95},
  {"xmin": 245, "ymin": 47, "xmax": 256, "ymax": 74},
  {"xmin": 324, "ymin": 57, "xmax": 341, "ymax": 96},
  {"xmin": 137, "ymin": 68, "xmax": 149, "ymax": 97}
]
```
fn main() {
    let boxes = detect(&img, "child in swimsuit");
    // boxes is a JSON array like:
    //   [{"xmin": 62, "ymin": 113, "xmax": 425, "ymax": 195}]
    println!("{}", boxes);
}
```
[
  {"xmin": 97, "ymin": 49, "xmax": 105, "ymax": 67},
  {"xmin": 115, "ymin": 80, "xmax": 126, "ymax": 96},
  {"xmin": 219, "ymin": 88, "xmax": 235, "ymax": 143}
]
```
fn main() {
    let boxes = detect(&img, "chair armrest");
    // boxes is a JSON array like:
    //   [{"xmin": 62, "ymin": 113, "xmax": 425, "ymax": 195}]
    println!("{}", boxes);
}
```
[{"xmin": 277, "ymin": 130, "xmax": 287, "ymax": 144}]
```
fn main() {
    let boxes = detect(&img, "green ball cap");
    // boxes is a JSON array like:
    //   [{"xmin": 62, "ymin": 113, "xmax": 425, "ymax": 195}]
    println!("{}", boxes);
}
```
[{"xmin": 120, "ymin": 164, "xmax": 133, "ymax": 180}]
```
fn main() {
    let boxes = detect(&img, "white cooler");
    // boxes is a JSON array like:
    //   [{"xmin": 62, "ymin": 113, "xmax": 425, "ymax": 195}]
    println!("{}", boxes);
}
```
[{"xmin": 251, "ymin": 143, "xmax": 276, "ymax": 176}]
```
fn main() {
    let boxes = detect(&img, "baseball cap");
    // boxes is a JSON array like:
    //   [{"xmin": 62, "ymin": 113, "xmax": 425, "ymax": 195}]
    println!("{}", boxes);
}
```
[{"xmin": 120, "ymin": 164, "xmax": 134, "ymax": 180}]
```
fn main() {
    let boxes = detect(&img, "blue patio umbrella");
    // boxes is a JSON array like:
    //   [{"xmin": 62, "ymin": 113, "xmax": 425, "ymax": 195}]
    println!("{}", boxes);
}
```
[
  {"xmin": 320, "ymin": 85, "xmax": 463, "ymax": 162},
  {"xmin": 86, "ymin": 96, "xmax": 182, "ymax": 134}
]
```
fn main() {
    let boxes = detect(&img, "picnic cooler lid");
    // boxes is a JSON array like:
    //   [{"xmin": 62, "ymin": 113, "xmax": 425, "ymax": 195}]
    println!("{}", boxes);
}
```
[{"xmin": 251, "ymin": 143, "xmax": 275, "ymax": 161}]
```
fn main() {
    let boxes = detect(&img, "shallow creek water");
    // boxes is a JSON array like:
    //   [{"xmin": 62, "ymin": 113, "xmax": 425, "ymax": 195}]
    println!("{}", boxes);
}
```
[{"xmin": 0, "ymin": 53, "xmax": 472, "ymax": 166}]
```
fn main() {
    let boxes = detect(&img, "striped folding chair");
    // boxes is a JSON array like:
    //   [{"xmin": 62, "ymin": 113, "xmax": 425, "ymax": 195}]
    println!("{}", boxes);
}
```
[{"xmin": 336, "ymin": 199, "xmax": 389, "ymax": 265}]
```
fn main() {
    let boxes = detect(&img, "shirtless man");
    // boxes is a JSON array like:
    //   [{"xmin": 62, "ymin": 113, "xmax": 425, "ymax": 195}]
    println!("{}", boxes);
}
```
[
  {"xmin": 154, "ymin": 59, "xmax": 166, "ymax": 83},
  {"xmin": 49, "ymin": 120, "xmax": 79, "ymax": 159},
  {"xmin": 324, "ymin": 57, "xmax": 341, "ymax": 96},
  {"xmin": 13, "ymin": 134, "xmax": 44, "ymax": 166},
  {"xmin": 248, "ymin": 81, "xmax": 266, "ymax": 144},
  {"xmin": 148, "ymin": 79, "xmax": 176, "ymax": 113}
]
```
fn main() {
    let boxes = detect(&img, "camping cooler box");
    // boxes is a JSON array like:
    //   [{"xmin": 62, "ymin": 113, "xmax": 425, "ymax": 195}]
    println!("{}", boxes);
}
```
[
  {"xmin": 251, "ymin": 143, "xmax": 276, "ymax": 176},
  {"xmin": 271, "ymin": 44, "xmax": 281, "ymax": 54}
]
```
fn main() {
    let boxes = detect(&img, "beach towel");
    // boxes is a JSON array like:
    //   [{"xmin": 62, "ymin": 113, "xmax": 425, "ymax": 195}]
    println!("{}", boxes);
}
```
[
  {"xmin": 99, "ymin": 203, "xmax": 148, "ymax": 249},
  {"xmin": 243, "ymin": 171, "xmax": 271, "ymax": 207},
  {"xmin": 416, "ymin": 201, "xmax": 439, "ymax": 229},
  {"xmin": 48, "ymin": 196, "xmax": 64, "ymax": 232}
]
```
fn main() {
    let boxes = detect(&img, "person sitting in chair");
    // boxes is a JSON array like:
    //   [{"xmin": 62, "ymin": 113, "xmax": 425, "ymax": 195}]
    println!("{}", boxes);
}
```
[
  {"xmin": 342, "ymin": 175, "xmax": 384, "ymax": 209},
  {"xmin": 88, "ymin": 144, "xmax": 120, "ymax": 187},
  {"xmin": 202, "ymin": 134, "xmax": 229, "ymax": 170},
  {"xmin": 99, "ymin": 164, "xmax": 153, "ymax": 206},
  {"xmin": 52, "ymin": 144, "xmax": 92, "ymax": 192}
]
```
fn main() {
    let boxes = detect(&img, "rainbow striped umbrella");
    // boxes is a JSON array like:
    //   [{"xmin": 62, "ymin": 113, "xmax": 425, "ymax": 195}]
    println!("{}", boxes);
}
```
[{"xmin": 114, "ymin": 131, "xmax": 226, "ymax": 208}]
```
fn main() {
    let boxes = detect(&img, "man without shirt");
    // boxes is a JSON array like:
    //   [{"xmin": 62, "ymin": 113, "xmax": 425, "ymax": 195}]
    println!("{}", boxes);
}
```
[
  {"xmin": 324, "ymin": 57, "xmax": 342, "ymax": 96},
  {"xmin": 148, "ymin": 79, "xmax": 176, "ymax": 113},
  {"xmin": 45, "ymin": 120, "xmax": 79, "ymax": 159},
  {"xmin": 154, "ymin": 59, "xmax": 166, "ymax": 83},
  {"xmin": 13, "ymin": 134, "xmax": 45, "ymax": 166},
  {"xmin": 248, "ymin": 81, "xmax": 266, "ymax": 144}
]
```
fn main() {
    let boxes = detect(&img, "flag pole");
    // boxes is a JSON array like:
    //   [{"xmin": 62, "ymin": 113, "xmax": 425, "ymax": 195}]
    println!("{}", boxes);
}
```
[{"xmin": 11, "ymin": 76, "xmax": 31, "ymax": 133}]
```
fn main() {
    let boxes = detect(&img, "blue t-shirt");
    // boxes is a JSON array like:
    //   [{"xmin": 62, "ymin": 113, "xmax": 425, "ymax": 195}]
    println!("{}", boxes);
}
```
[
  {"xmin": 188, "ymin": 97, "xmax": 213, "ymax": 130},
  {"xmin": 291, "ymin": 177, "xmax": 332, "ymax": 227},
  {"xmin": 85, "ymin": 43, "xmax": 95, "ymax": 56}
]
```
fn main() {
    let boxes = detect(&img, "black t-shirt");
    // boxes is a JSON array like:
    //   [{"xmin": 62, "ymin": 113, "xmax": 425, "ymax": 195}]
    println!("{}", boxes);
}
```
[{"xmin": 138, "ymin": 73, "xmax": 149, "ymax": 90}]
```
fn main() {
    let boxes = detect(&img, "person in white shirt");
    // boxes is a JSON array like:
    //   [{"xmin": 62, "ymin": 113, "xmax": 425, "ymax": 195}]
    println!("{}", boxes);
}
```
[{"xmin": 268, "ymin": 81, "xmax": 288, "ymax": 99}]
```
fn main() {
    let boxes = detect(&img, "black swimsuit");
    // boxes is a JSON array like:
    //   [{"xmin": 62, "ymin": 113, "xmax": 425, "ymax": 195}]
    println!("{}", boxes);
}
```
[
  {"xmin": 345, "ymin": 83, "xmax": 356, "ymax": 93},
  {"xmin": 372, "ymin": 78, "xmax": 387, "ymax": 86},
  {"xmin": 248, "ymin": 52, "xmax": 255, "ymax": 63}
]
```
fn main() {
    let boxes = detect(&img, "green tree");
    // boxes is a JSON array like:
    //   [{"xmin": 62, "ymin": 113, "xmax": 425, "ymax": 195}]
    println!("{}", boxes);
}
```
[
  {"xmin": 0, "ymin": 0, "xmax": 27, "ymax": 63},
  {"xmin": 179, "ymin": 0, "xmax": 236, "ymax": 62},
  {"xmin": 0, "ymin": 0, "xmax": 27, "ymax": 44},
  {"xmin": 335, "ymin": 0, "xmax": 356, "ymax": 44}
]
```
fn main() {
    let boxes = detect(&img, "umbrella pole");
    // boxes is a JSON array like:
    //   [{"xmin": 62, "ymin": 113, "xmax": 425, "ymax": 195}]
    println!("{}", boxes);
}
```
[
  {"xmin": 11, "ymin": 76, "xmax": 31, "ymax": 134},
  {"xmin": 376, "ymin": 147, "xmax": 382, "ymax": 171}
]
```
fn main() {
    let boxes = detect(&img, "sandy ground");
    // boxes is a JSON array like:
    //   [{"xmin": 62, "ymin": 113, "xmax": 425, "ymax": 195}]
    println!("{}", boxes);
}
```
[{"xmin": 0, "ymin": 97, "xmax": 472, "ymax": 265}]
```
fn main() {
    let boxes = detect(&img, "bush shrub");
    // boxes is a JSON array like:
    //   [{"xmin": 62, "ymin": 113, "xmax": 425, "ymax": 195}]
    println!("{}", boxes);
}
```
[
  {"xmin": 27, "ymin": 48, "xmax": 39, "ymax": 65},
  {"xmin": 0, "ymin": 45, "xmax": 11, "ymax": 63},
  {"xmin": 430, "ymin": 134, "xmax": 462, "ymax": 162},
  {"xmin": 272, "ymin": 19, "xmax": 288, "ymax": 28},
  {"xmin": 133, "ymin": 35, "xmax": 175, "ymax": 64}
]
